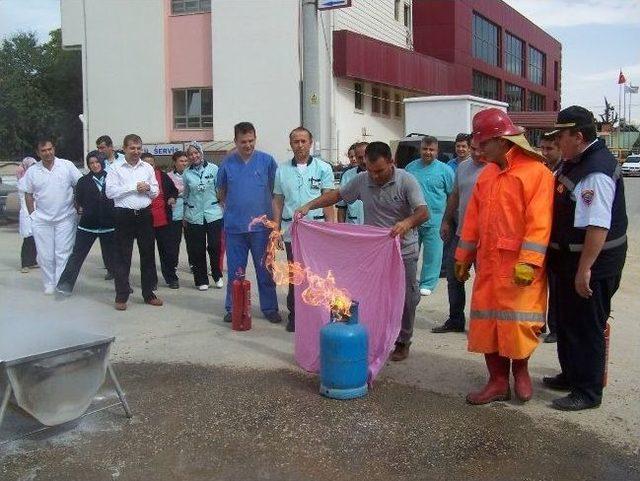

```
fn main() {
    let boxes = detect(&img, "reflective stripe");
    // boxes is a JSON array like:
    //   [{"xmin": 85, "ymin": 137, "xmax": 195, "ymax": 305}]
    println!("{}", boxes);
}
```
[
  {"xmin": 549, "ymin": 234, "xmax": 627, "ymax": 252},
  {"xmin": 557, "ymin": 174, "xmax": 576, "ymax": 192},
  {"xmin": 458, "ymin": 239, "xmax": 477, "ymax": 251},
  {"xmin": 521, "ymin": 241, "xmax": 547, "ymax": 254},
  {"xmin": 471, "ymin": 310, "xmax": 545, "ymax": 323}
]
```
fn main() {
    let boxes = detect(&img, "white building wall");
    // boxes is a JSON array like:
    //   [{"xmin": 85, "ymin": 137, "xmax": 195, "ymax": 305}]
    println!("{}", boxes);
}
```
[
  {"xmin": 211, "ymin": 0, "xmax": 301, "ymax": 162},
  {"xmin": 61, "ymin": 0, "xmax": 167, "ymax": 148},
  {"xmin": 334, "ymin": 0, "xmax": 412, "ymax": 49}
]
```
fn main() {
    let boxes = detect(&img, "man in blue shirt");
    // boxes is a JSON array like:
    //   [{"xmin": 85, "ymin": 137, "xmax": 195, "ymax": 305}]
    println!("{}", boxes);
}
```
[
  {"xmin": 336, "ymin": 142, "xmax": 367, "ymax": 224},
  {"xmin": 406, "ymin": 135, "xmax": 454, "ymax": 296},
  {"xmin": 273, "ymin": 127, "xmax": 335, "ymax": 332},
  {"xmin": 446, "ymin": 133, "xmax": 472, "ymax": 173},
  {"xmin": 217, "ymin": 122, "xmax": 281, "ymax": 323}
]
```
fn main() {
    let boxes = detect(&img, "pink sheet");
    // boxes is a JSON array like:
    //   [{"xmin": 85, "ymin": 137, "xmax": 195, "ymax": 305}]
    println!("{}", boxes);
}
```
[{"xmin": 291, "ymin": 219, "xmax": 406, "ymax": 382}]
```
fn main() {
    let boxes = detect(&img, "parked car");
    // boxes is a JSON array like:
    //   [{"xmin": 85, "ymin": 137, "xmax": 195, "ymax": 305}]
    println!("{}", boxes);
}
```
[{"xmin": 621, "ymin": 154, "xmax": 640, "ymax": 177}]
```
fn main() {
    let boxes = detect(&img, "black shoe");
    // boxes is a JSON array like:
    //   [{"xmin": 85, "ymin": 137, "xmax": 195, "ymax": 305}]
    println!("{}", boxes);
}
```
[
  {"xmin": 552, "ymin": 393, "xmax": 601, "ymax": 411},
  {"xmin": 104, "ymin": 272, "xmax": 114, "ymax": 281},
  {"xmin": 129, "ymin": 287, "xmax": 134, "ymax": 294},
  {"xmin": 431, "ymin": 322, "xmax": 465, "ymax": 334},
  {"xmin": 55, "ymin": 283, "xmax": 72, "ymax": 297},
  {"xmin": 286, "ymin": 319, "xmax": 295, "ymax": 332},
  {"xmin": 544, "ymin": 332, "xmax": 557, "ymax": 343},
  {"xmin": 542, "ymin": 373, "xmax": 571, "ymax": 391},
  {"xmin": 168, "ymin": 281, "xmax": 180, "ymax": 289},
  {"xmin": 223, "ymin": 312, "xmax": 232, "ymax": 323},
  {"xmin": 265, "ymin": 311, "xmax": 282, "ymax": 324}
]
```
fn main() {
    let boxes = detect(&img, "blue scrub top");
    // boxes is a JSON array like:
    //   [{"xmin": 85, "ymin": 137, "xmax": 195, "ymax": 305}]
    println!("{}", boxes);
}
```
[
  {"xmin": 337, "ymin": 166, "xmax": 365, "ymax": 224},
  {"xmin": 405, "ymin": 158, "xmax": 454, "ymax": 227},
  {"xmin": 217, "ymin": 150, "xmax": 278, "ymax": 233},
  {"xmin": 183, "ymin": 161, "xmax": 223, "ymax": 225}
]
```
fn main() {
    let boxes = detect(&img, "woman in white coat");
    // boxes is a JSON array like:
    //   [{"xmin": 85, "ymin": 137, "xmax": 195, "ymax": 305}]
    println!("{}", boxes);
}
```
[{"xmin": 16, "ymin": 157, "xmax": 38, "ymax": 273}]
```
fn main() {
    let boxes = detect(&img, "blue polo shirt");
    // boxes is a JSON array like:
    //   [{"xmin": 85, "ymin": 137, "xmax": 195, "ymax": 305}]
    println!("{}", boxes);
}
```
[{"xmin": 217, "ymin": 150, "xmax": 278, "ymax": 233}]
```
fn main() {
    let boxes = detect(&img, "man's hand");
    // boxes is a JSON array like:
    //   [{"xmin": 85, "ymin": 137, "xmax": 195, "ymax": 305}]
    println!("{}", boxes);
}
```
[
  {"xmin": 390, "ymin": 220, "xmax": 412, "ymax": 237},
  {"xmin": 167, "ymin": 197, "xmax": 176, "ymax": 206},
  {"xmin": 136, "ymin": 181, "xmax": 150, "ymax": 193},
  {"xmin": 513, "ymin": 263, "xmax": 535, "ymax": 287},
  {"xmin": 440, "ymin": 219, "xmax": 452, "ymax": 242},
  {"xmin": 294, "ymin": 205, "xmax": 310, "ymax": 219},
  {"xmin": 76, "ymin": 206, "xmax": 84, "ymax": 215},
  {"xmin": 575, "ymin": 267, "xmax": 593, "ymax": 299},
  {"xmin": 454, "ymin": 261, "xmax": 471, "ymax": 282}
]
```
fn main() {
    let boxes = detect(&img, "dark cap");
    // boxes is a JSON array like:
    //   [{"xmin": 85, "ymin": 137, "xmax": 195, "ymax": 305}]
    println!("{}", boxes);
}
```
[{"xmin": 549, "ymin": 105, "xmax": 595, "ymax": 134}]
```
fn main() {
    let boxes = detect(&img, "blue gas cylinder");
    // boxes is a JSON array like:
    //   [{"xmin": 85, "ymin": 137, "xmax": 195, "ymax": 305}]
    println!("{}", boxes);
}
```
[{"xmin": 319, "ymin": 301, "xmax": 368, "ymax": 400}]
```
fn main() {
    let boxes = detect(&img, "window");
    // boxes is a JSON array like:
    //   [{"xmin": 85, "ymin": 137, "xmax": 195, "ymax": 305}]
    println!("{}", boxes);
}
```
[
  {"xmin": 394, "ymin": 93, "xmax": 402, "ymax": 117},
  {"xmin": 473, "ymin": 13, "xmax": 500, "ymax": 66},
  {"xmin": 381, "ymin": 90, "xmax": 390, "ymax": 116},
  {"xmin": 171, "ymin": 0, "xmax": 211, "ymax": 15},
  {"xmin": 394, "ymin": 0, "xmax": 401, "ymax": 21},
  {"xmin": 554, "ymin": 61, "xmax": 559, "ymax": 92},
  {"xmin": 403, "ymin": 3, "xmax": 412, "ymax": 28},
  {"xmin": 505, "ymin": 33, "xmax": 524, "ymax": 77},
  {"xmin": 354, "ymin": 82, "xmax": 363, "ymax": 111},
  {"xmin": 527, "ymin": 128, "xmax": 543, "ymax": 148},
  {"xmin": 473, "ymin": 71, "xmax": 500, "ymax": 100},
  {"xmin": 529, "ymin": 46, "xmax": 545, "ymax": 85},
  {"xmin": 528, "ymin": 91, "xmax": 545, "ymax": 111},
  {"xmin": 372, "ymin": 86, "xmax": 381, "ymax": 114},
  {"xmin": 173, "ymin": 88, "xmax": 213, "ymax": 129},
  {"xmin": 505, "ymin": 83, "xmax": 524, "ymax": 111}
]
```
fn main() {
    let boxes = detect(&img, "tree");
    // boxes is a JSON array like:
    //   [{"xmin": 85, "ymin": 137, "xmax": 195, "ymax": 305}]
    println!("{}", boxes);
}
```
[{"xmin": 0, "ymin": 29, "xmax": 83, "ymax": 162}]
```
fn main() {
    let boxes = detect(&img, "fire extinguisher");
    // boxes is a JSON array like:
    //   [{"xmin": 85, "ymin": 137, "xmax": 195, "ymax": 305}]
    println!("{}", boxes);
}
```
[
  {"xmin": 232, "ymin": 273, "xmax": 251, "ymax": 331},
  {"xmin": 603, "ymin": 322, "xmax": 611, "ymax": 387}
]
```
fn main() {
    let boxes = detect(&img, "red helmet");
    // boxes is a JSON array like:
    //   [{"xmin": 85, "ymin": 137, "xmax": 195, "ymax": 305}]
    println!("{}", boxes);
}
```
[{"xmin": 471, "ymin": 108, "xmax": 524, "ymax": 146}]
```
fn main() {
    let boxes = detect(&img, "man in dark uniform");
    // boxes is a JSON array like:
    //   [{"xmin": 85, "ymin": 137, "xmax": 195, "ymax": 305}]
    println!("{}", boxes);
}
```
[{"xmin": 544, "ymin": 106, "xmax": 627, "ymax": 411}]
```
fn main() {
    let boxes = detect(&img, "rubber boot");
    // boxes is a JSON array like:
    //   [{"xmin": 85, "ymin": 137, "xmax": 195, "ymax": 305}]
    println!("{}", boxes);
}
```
[
  {"xmin": 512, "ymin": 357, "xmax": 533, "ymax": 402},
  {"xmin": 466, "ymin": 353, "xmax": 511, "ymax": 405}
]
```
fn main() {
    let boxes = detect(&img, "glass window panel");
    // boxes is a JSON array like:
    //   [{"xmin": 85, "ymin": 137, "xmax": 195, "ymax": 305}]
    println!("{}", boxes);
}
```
[
  {"xmin": 372, "ymin": 87, "xmax": 381, "ymax": 114},
  {"xmin": 473, "ymin": 71, "xmax": 500, "ymax": 100},
  {"xmin": 529, "ymin": 46, "xmax": 545, "ymax": 85},
  {"xmin": 201, "ymin": 88, "xmax": 213, "ymax": 116},
  {"xmin": 528, "ymin": 92, "xmax": 545, "ymax": 111},
  {"xmin": 394, "ymin": 93, "xmax": 402, "ymax": 117},
  {"xmin": 186, "ymin": 90, "xmax": 202, "ymax": 117},
  {"xmin": 472, "ymin": 13, "xmax": 500, "ymax": 67},
  {"xmin": 354, "ymin": 82, "xmax": 363, "ymax": 110},
  {"xmin": 173, "ymin": 90, "xmax": 186, "ymax": 116},
  {"xmin": 505, "ymin": 83, "xmax": 524, "ymax": 111}
]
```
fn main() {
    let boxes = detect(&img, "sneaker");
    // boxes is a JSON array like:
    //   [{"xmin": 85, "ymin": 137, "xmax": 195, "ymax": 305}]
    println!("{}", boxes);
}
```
[
  {"xmin": 543, "ymin": 332, "xmax": 557, "ymax": 344},
  {"xmin": 56, "ymin": 284, "xmax": 72, "ymax": 297},
  {"xmin": 104, "ymin": 272, "xmax": 114, "ymax": 281},
  {"xmin": 20, "ymin": 267, "xmax": 29, "ymax": 273},
  {"xmin": 390, "ymin": 342, "xmax": 410, "ymax": 361},
  {"xmin": 44, "ymin": 285, "xmax": 55, "ymax": 295},
  {"xmin": 420, "ymin": 288, "xmax": 432, "ymax": 296},
  {"xmin": 114, "ymin": 302, "xmax": 127, "ymax": 311},
  {"xmin": 198, "ymin": 284, "xmax": 209, "ymax": 291},
  {"xmin": 265, "ymin": 311, "xmax": 283, "ymax": 324},
  {"xmin": 214, "ymin": 278, "xmax": 224, "ymax": 289},
  {"xmin": 223, "ymin": 312, "xmax": 232, "ymax": 323},
  {"xmin": 551, "ymin": 392, "xmax": 601, "ymax": 411},
  {"xmin": 168, "ymin": 281, "xmax": 180, "ymax": 289},
  {"xmin": 542, "ymin": 373, "xmax": 571, "ymax": 391}
]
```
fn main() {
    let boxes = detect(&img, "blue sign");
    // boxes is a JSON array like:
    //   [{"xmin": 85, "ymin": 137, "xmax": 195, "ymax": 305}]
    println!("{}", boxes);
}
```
[{"xmin": 318, "ymin": 0, "xmax": 351, "ymax": 10}]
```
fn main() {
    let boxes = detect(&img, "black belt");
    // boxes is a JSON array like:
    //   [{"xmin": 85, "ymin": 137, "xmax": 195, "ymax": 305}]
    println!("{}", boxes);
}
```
[
  {"xmin": 115, "ymin": 206, "xmax": 150, "ymax": 216},
  {"xmin": 549, "ymin": 234, "xmax": 627, "ymax": 252},
  {"xmin": 282, "ymin": 215, "xmax": 325, "ymax": 222}
]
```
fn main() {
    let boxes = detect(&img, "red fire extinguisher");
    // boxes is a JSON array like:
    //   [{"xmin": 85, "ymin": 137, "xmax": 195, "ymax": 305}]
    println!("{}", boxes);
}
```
[
  {"xmin": 232, "ymin": 273, "xmax": 251, "ymax": 331},
  {"xmin": 603, "ymin": 322, "xmax": 611, "ymax": 387}
]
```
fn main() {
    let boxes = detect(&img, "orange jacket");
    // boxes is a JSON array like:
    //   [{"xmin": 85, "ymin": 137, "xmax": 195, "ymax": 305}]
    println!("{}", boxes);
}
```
[{"xmin": 455, "ymin": 146, "xmax": 554, "ymax": 359}]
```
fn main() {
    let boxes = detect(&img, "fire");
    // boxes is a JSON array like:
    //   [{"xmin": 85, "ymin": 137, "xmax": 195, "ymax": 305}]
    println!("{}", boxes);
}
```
[{"xmin": 249, "ymin": 215, "xmax": 352, "ymax": 319}]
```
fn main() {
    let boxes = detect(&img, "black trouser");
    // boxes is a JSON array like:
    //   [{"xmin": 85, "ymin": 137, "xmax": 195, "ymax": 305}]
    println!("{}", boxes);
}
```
[
  {"xmin": 21, "ymin": 236, "xmax": 37, "ymax": 268},
  {"xmin": 555, "ymin": 273, "xmax": 621, "ymax": 404},
  {"xmin": 155, "ymin": 224, "xmax": 178, "ymax": 284},
  {"xmin": 167, "ymin": 220, "xmax": 184, "ymax": 279},
  {"xmin": 285, "ymin": 242, "xmax": 295, "ymax": 323},
  {"xmin": 445, "ymin": 234, "xmax": 466, "ymax": 329},
  {"xmin": 546, "ymin": 270, "xmax": 558, "ymax": 334},
  {"xmin": 185, "ymin": 219, "xmax": 222, "ymax": 286},
  {"xmin": 57, "ymin": 229, "xmax": 115, "ymax": 291},
  {"xmin": 113, "ymin": 207, "xmax": 157, "ymax": 303}
]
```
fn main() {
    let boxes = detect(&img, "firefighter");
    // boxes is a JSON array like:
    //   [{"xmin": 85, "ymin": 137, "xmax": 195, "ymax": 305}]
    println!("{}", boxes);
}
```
[
  {"xmin": 455, "ymin": 108, "xmax": 554, "ymax": 404},
  {"xmin": 544, "ymin": 106, "xmax": 627, "ymax": 411}
]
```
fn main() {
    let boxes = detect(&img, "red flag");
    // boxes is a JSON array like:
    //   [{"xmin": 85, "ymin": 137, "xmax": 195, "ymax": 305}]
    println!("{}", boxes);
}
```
[{"xmin": 618, "ymin": 70, "xmax": 626, "ymax": 84}]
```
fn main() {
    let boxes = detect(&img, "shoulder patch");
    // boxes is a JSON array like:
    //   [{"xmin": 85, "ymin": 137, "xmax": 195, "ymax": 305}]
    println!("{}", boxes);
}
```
[{"xmin": 581, "ymin": 189, "xmax": 595, "ymax": 205}]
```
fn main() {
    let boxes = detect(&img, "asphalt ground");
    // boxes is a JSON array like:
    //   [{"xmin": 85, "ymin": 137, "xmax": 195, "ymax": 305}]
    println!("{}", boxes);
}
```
[{"xmin": 1, "ymin": 178, "xmax": 639, "ymax": 480}]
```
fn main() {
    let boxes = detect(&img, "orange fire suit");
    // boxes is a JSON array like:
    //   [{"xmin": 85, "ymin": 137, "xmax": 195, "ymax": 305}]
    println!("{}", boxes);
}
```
[{"xmin": 455, "ymin": 146, "xmax": 554, "ymax": 359}]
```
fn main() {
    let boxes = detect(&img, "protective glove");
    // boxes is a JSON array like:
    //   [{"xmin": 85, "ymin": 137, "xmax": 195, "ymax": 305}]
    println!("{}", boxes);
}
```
[
  {"xmin": 454, "ymin": 261, "xmax": 472, "ymax": 283},
  {"xmin": 513, "ymin": 263, "xmax": 535, "ymax": 287}
]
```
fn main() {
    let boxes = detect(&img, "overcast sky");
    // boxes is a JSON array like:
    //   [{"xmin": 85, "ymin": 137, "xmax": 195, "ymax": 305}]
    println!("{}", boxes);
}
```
[{"xmin": 0, "ymin": 0, "xmax": 639, "ymax": 122}]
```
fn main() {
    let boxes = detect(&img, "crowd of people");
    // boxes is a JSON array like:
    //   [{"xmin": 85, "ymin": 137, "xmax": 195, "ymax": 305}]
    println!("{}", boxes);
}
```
[{"xmin": 16, "ymin": 105, "xmax": 626, "ymax": 412}]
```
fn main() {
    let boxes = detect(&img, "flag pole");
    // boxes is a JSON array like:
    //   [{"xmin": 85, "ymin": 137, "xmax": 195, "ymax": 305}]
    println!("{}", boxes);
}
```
[{"xmin": 618, "ymin": 74, "xmax": 622, "ymax": 152}]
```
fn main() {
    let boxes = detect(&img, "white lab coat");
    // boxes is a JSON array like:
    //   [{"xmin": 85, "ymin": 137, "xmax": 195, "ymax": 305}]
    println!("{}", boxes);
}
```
[{"xmin": 18, "ymin": 177, "xmax": 33, "ymax": 238}]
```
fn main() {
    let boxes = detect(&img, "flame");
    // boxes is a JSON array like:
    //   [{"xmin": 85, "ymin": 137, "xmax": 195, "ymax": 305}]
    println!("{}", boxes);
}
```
[{"xmin": 249, "ymin": 215, "xmax": 352, "ymax": 319}]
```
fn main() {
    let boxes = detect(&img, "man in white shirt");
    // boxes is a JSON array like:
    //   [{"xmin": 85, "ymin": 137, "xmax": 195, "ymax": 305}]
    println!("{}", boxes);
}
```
[
  {"xmin": 105, "ymin": 134, "xmax": 162, "ymax": 310},
  {"xmin": 21, "ymin": 139, "xmax": 82, "ymax": 294},
  {"xmin": 96, "ymin": 135, "xmax": 126, "ymax": 174}
]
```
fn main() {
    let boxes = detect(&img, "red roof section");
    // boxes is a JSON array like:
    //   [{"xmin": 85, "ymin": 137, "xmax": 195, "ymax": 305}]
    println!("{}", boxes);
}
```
[{"xmin": 508, "ymin": 111, "xmax": 558, "ymax": 128}]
